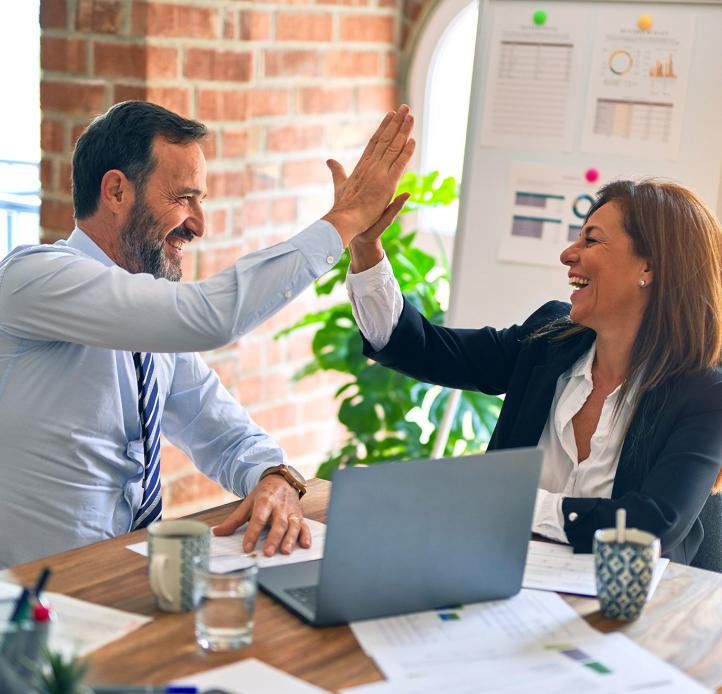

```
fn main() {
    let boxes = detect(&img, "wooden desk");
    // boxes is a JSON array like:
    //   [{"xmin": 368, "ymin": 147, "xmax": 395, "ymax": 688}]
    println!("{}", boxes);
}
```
[{"xmin": 3, "ymin": 479, "xmax": 722, "ymax": 692}]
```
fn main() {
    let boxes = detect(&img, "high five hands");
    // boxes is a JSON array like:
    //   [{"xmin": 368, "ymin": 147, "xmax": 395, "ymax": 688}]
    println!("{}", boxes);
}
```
[{"xmin": 323, "ymin": 104, "xmax": 415, "ymax": 250}]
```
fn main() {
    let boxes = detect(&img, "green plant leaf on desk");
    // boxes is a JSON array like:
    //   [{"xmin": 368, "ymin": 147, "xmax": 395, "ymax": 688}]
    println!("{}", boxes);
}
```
[
  {"xmin": 277, "ymin": 171, "xmax": 503, "ymax": 479},
  {"xmin": 35, "ymin": 649, "xmax": 90, "ymax": 694}
]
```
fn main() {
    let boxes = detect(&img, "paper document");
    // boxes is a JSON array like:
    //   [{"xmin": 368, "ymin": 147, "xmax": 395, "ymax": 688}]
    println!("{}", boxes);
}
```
[
  {"xmin": 523, "ymin": 540, "xmax": 669, "ymax": 598},
  {"xmin": 350, "ymin": 589, "xmax": 598, "ymax": 680},
  {"xmin": 0, "ymin": 581, "xmax": 150, "ymax": 658},
  {"xmin": 126, "ymin": 518, "xmax": 326, "ymax": 572},
  {"xmin": 342, "ymin": 632, "xmax": 709, "ymax": 693},
  {"xmin": 173, "ymin": 657, "xmax": 329, "ymax": 693}
]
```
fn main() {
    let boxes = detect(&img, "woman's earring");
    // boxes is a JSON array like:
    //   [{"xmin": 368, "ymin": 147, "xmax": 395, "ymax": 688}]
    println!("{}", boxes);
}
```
[{"xmin": 639, "ymin": 279, "xmax": 647, "ymax": 287}]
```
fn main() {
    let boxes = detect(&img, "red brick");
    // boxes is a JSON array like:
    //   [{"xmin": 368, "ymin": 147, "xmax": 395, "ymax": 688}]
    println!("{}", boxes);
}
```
[
  {"xmin": 323, "ymin": 49, "xmax": 380, "ymax": 78},
  {"xmin": 246, "ymin": 162, "xmax": 280, "ymax": 192},
  {"xmin": 40, "ymin": 198, "xmax": 75, "ymax": 232},
  {"xmin": 385, "ymin": 50, "xmax": 397, "ymax": 79},
  {"xmin": 357, "ymin": 84, "xmax": 397, "ymax": 112},
  {"xmin": 198, "ymin": 244, "xmax": 246, "ymax": 279},
  {"xmin": 40, "ymin": 160, "xmax": 55, "ymax": 192},
  {"xmin": 113, "ymin": 85, "xmax": 192, "ymax": 117},
  {"xmin": 247, "ymin": 89, "xmax": 290, "ymax": 118},
  {"xmin": 41, "ymin": 119, "xmax": 65, "ymax": 153},
  {"xmin": 327, "ymin": 120, "xmax": 375, "ymax": 149},
  {"xmin": 165, "ymin": 471, "xmax": 226, "ymax": 508},
  {"xmin": 75, "ymin": 0, "xmax": 123, "ymax": 33},
  {"xmin": 223, "ymin": 9, "xmax": 235, "ymax": 39},
  {"xmin": 206, "ymin": 170, "xmax": 247, "ymax": 200},
  {"xmin": 252, "ymin": 403, "xmax": 298, "ymax": 431},
  {"xmin": 207, "ymin": 208, "xmax": 228, "ymax": 238},
  {"xmin": 282, "ymin": 159, "xmax": 330, "ymax": 188},
  {"xmin": 42, "ymin": 37, "xmax": 87, "ymax": 74},
  {"xmin": 237, "ymin": 340, "xmax": 263, "ymax": 371},
  {"xmin": 41, "ymin": 0, "xmax": 67, "ymax": 29},
  {"xmin": 299, "ymin": 393, "xmax": 339, "ymax": 424},
  {"xmin": 132, "ymin": 2, "xmax": 220, "ymax": 39},
  {"xmin": 160, "ymin": 445, "xmax": 194, "ymax": 477},
  {"xmin": 223, "ymin": 129, "xmax": 247, "ymax": 158},
  {"xmin": 239, "ymin": 11, "xmax": 272, "ymax": 40},
  {"xmin": 239, "ymin": 199, "xmax": 269, "ymax": 228},
  {"xmin": 267, "ymin": 124, "xmax": 324, "ymax": 152},
  {"xmin": 264, "ymin": 50, "xmax": 320, "ymax": 78},
  {"xmin": 58, "ymin": 162, "xmax": 73, "ymax": 196},
  {"xmin": 197, "ymin": 90, "xmax": 247, "ymax": 122},
  {"xmin": 276, "ymin": 13, "xmax": 332, "ymax": 41},
  {"xmin": 272, "ymin": 197, "xmax": 298, "ymax": 224},
  {"xmin": 184, "ymin": 49, "xmax": 252, "ymax": 83},
  {"xmin": 208, "ymin": 356, "xmax": 238, "ymax": 387},
  {"xmin": 199, "ymin": 131, "xmax": 218, "ymax": 160},
  {"xmin": 288, "ymin": 331, "xmax": 315, "ymax": 362},
  {"xmin": 41, "ymin": 80, "xmax": 106, "ymax": 116},
  {"xmin": 94, "ymin": 43, "xmax": 178, "ymax": 80},
  {"xmin": 299, "ymin": 87, "xmax": 353, "ymax": 115},
  {"xmin": 340, "ymin": 15, "xmax": 395, "ymax": 42}
]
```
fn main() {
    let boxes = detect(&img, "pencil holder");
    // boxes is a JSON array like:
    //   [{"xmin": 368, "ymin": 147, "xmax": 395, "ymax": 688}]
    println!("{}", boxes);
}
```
[{"xmin": 0, "ymin": 598, "xmax": 49, "ymax": 694}]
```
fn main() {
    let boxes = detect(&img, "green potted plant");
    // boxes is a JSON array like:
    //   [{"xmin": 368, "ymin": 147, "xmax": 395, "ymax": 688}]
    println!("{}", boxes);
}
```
[{"xmin": 278, "ymin": 172, "xmax": 502, "ymax": 479}]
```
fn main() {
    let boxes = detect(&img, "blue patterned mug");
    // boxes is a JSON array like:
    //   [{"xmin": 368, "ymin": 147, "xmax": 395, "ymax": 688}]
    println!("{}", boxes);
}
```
[
  {"xmin": 148, "ymin": 520, "xmax": 210, "ymax": 612},
  {"xmin": 593, "ymin": 527, "xmax": 660, "ymax": 621}
]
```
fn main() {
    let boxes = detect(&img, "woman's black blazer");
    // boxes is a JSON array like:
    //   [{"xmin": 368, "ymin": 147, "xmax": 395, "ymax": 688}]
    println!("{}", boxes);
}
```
[{"xmin": 362, "ymin": 300, "xmax": 722, "ymax": 564}]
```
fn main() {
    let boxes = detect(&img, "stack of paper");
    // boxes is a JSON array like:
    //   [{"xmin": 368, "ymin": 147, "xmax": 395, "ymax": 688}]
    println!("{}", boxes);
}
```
[
  {"xmin": 522, "ymin": 540, "xmax": 669, "ymax": 597},
  {"xmin": 344, "ymin": 590, "xmax": 708, "ymax": 693},
  {"xmin": 173, "ymin": 657, "xmax": 329, "ymax": 693},
  {"xmin": 0, "ymin": 581, "xmax": 151, "ymax": 658},
  {"xmin": 127, "ymin": 518, "xmax": 326, "ymax": 572}
]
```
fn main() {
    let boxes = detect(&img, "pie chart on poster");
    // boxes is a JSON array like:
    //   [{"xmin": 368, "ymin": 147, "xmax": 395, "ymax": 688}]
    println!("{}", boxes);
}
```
[{"xmin": 608, "ymin": 50, "xmax": 633, "ymax": 76}]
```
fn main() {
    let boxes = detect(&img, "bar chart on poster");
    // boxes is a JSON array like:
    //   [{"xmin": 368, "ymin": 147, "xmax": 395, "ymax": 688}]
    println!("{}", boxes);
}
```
[{"xmin": 447, "ymin": 0, "xmax": 722, "ymax": 330}]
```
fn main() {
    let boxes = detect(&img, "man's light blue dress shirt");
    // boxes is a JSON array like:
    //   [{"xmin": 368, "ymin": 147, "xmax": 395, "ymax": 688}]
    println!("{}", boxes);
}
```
[{"xmin": 0, "ymin": 221, "xmax": 342, "ymax": 567}]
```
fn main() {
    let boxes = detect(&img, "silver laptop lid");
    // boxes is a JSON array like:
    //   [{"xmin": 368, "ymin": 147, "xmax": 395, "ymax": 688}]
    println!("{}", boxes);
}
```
[{"xmin": 315, "ymin": 448, "xmax": 542, "ymax": 624}]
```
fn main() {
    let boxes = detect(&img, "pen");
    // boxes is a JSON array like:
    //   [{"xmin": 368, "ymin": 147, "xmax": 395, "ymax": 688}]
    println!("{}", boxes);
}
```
[
  {"xmin": 7, "ymin": 587, "xmax": 30, "ymax": 624},
  {"xmin": 32, "ymin": 566, "xmax": 52, "ymax": 600},
  {"xmin": 91, "ymin": 686, "xmax": 198, "ymax": 694}
]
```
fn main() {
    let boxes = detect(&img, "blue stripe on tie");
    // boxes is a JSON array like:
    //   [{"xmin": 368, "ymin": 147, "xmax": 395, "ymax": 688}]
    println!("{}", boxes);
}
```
[{"xmin": 132, "ymin": 352, "xmax": 162, "ymax": 530}]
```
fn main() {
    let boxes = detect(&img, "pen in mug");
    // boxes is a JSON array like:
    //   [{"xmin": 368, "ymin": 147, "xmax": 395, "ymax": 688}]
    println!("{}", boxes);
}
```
[{"xmin": 32, "ymin": 566, "xmax": 52, "ymax": 601}]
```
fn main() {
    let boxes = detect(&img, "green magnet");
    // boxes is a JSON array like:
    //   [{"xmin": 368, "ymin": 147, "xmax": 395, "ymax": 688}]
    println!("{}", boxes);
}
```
[{"xmin": 533, "ymin": 10, "xmax": 547, "ymax": 26}]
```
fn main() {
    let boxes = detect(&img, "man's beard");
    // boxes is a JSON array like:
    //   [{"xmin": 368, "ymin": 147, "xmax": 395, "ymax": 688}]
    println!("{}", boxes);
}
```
[{"xmin": 118, "ymin": 196, "xmax": 188, "ymax": 281}]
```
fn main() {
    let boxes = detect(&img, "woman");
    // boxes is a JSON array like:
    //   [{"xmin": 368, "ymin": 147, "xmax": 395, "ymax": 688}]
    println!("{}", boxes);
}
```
[{"xmin": 346, "ymin": 179, "xmax": 722, "ymax": 564}]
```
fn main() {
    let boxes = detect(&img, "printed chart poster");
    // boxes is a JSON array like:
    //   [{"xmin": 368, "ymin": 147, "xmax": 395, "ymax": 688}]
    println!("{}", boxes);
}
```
[
  {"xmin": 480, "ymin": 3, "xmax": 584, "ymax": 151},
  {"xmin": 581, "ymin": 10, "xmax": 695, "ymax": 160},
  {"xmin": 499, "ymin": 163, "xmax": 604, "ymax": 268}
]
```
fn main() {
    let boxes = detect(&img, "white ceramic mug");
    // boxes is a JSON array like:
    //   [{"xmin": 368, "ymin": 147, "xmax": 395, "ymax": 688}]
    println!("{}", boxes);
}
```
[{"xmin": 147, "ymin": 520, "xmax": 210, "ymax": 612}]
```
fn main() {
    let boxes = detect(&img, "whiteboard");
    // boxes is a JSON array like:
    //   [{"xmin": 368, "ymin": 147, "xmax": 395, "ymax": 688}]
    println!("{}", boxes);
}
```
[{"xmin": 447, "ymin": 0, "xmax": 722, "ymax": 330}]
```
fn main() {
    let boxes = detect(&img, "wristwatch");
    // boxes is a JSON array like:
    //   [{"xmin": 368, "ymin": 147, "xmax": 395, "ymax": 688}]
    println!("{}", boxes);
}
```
[{"xmin": 261, "ymin": 464, "xmax": 307, "ymax": 499}]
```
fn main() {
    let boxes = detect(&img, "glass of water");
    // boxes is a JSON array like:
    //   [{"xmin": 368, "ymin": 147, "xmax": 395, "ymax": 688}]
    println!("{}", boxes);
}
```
[{"xmin": 194, "ymin": 559, "xmax": 258, "ymax": 652}]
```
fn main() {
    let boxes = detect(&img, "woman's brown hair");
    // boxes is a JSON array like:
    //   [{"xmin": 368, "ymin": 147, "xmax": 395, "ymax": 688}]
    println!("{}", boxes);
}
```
[{"xmin": 540, "ymin": 179, "xmax": 722, "ymax": 490}]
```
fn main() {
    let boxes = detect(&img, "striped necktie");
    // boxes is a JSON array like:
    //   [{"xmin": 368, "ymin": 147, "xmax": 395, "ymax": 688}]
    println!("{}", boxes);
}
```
[{"xmin": 132, "ymin": 352, "xmax": 162, "ymax": 529}]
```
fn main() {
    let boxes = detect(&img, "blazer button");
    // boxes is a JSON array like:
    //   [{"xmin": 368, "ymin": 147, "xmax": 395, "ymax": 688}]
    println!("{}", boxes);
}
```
[{"xmin": 568, "ymin": 512, "xmax": 578, "ymax": 522}]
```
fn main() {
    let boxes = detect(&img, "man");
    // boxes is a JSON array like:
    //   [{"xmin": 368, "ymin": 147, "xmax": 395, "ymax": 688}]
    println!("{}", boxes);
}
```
[{"xmin": 0, "ymin": 100, "xmax": 414, "ymax": 568}]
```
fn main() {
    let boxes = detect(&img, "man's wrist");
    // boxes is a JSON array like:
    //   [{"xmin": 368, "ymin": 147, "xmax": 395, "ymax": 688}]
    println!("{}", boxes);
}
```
[
  {"xmin": 260, "ymin": 464, "xmax": 307, "ymax": 498},
  {"xmin": 349, "ymin": 239, "xmax": 384, "ymax": 274},
  {"xmin": 322, "ymin": 209, "xmax": 363, "ymax": 248}
]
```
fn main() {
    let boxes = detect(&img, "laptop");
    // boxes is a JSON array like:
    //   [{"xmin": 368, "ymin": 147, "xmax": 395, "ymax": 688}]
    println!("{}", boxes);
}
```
[{"xmin": 258, "ymin": 448, "xmax": 542, "ymax": 626}]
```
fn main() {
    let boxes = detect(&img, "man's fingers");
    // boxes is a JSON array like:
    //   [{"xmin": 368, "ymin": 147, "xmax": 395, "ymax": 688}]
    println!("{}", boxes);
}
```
[
  {"xmin": 326, "ymin": 159, "xmax": 348, "ymax": 189},
  {"xmin": 213, "ymin": 497, "xmax": 251, "ymax": 536},
  {"xmin": 373, "ymin": 104, "xmax": 410, "ymax": 156},
  {"xmin": 382, "ymin": 113, "xmax": 414, "ymax": 165},
  {"xmin": 243, "ymin": 501, "xmax": 273, "ymax": 552},
  {"xmin": 262, "ymin": 511, "xmax": 293, "ymax": 557},
  {"xmin": 298, "ymin": 521, "xmax": 312, "ymax": 549},
  {"xmin": 359, "ymin": 111, "xmax": 394, "ymax": 161},
  {"xmin": 389, "ymin": 138, "xmax": 416, "ymax": 179},
  {"xmin": 278, "ymin": 515, "xmax": 304, "ymax": 555}
]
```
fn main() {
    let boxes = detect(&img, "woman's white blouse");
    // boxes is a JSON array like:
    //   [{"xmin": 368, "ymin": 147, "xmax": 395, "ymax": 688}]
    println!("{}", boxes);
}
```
[{"xmin": 346, "ymin": 255, "xmax": 637, "ymax": 543}]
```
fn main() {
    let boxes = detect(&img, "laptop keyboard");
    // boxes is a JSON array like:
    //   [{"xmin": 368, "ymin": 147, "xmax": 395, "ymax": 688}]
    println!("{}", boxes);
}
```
[{"xmin": 286, "ymin": 585, "xmax": 318, "ymax": 613}]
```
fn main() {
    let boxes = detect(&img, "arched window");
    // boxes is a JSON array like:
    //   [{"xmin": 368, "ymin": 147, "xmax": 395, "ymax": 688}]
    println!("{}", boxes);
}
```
[
  {"xmin": 408, "ymin": 0, "xmax": 478, "ymax": 237},
  {"xmin": 0, "ymin": 0, "xmax": 40, "ymax": 257}
]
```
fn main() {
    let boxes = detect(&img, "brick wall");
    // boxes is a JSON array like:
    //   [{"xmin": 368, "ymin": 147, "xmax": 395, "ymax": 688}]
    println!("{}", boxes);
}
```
[{"xmin": 40, "ymin": 0, "xmax": 410, "ymax": 517}]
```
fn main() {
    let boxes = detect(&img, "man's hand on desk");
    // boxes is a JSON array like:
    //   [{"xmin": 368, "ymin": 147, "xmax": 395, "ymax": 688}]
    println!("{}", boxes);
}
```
[{"xmin": 212, "ymin": 474, "xmax": 311, "ymax": 556}]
